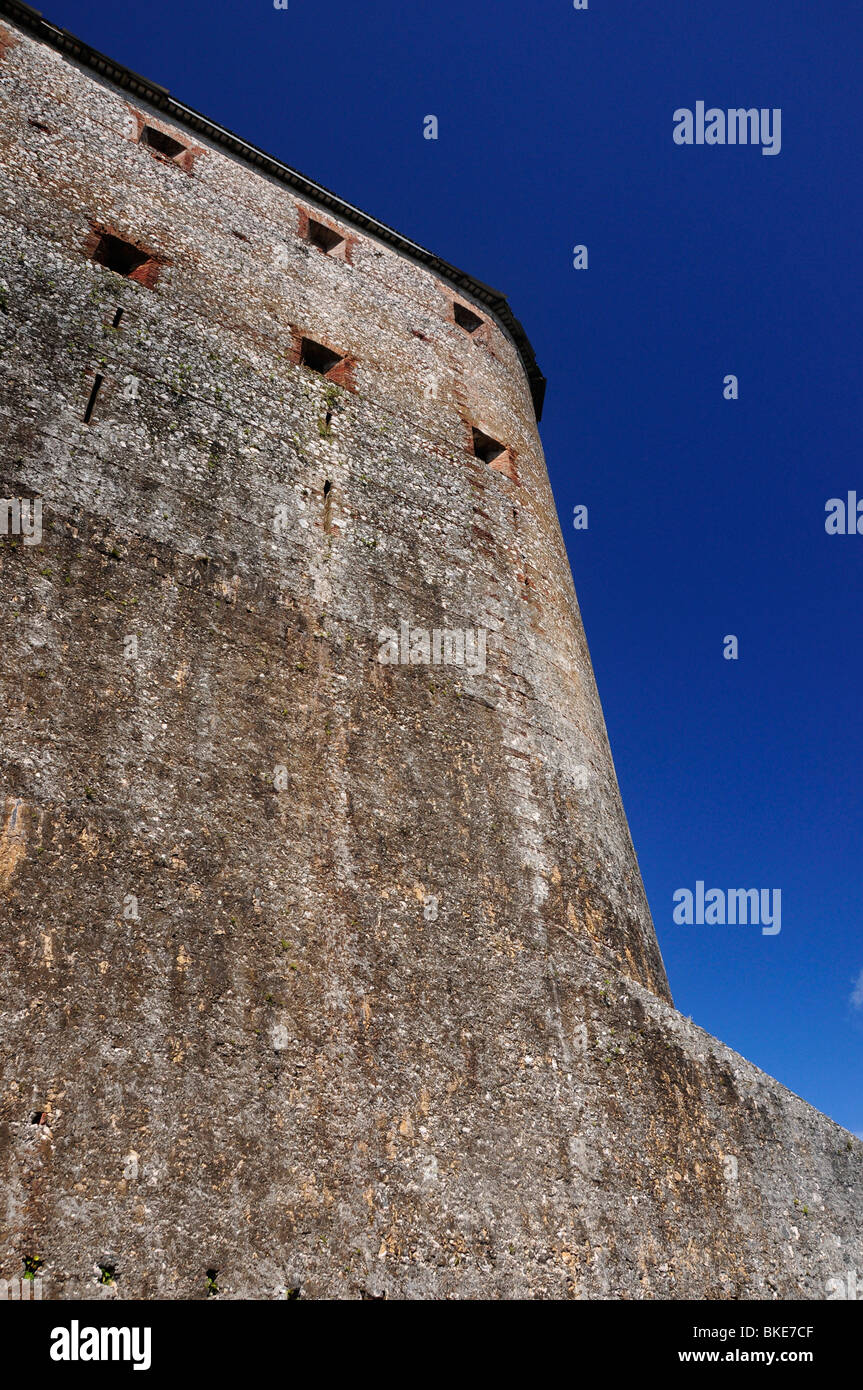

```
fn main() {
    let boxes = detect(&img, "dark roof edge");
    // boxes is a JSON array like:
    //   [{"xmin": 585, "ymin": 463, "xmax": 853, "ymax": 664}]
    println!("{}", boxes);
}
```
[{"xmin": 1, "ymin": 0, "xmax": 546, "ymax": 420}]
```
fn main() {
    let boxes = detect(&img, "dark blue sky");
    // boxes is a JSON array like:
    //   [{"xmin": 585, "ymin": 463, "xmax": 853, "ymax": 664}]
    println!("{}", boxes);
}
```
[{"xmin": 45, "ymin": 0, "xmax": 862, "ymax": 1132}]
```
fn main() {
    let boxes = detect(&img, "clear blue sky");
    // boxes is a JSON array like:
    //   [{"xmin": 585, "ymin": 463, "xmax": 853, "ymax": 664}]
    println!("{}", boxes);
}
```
[{"xmin": 43, "ymin": 0, "xmax": 862, "ymax": 1133}]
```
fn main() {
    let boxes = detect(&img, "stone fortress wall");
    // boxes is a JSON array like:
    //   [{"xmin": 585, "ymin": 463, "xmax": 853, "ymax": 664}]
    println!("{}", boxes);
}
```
[{"xmin": 0, "ymin": 6, "xmax": 860, "ymax": 1298}]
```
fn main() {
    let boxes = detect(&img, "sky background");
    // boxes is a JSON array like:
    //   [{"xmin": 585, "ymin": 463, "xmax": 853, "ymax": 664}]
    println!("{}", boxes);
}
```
[{"xmin": 43, "ymin": 0, "xmax": 862, "ymax": 1133}]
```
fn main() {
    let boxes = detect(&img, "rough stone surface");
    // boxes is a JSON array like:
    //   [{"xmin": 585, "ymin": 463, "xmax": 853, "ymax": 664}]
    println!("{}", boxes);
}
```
[{"xmin": 0, "ymin": 17, "xmax": 860, "ymax": 1300}]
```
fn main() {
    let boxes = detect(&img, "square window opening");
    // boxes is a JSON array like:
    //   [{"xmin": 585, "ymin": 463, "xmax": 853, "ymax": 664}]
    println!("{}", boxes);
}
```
[
  {"xmin": 472, "ymin": 427, "xmax": 507, "ymax": 467},
  {"xmin": 454, "ymin": 302, "xmax": 483, "ymax": 334},
  {"xmin": 140, "ymin": 126, "xmax": 187, "ymax": 160},
  {"xmin": 91, "ymin": 233, "xmax": 150, "ymax": 279},
  {"xmin": 300, "ymin": 338, "xmax": 343, "ymax": 376},
  {"xmin": 307, "ymin": 219, "xmax": 346, "ymax": 256}
]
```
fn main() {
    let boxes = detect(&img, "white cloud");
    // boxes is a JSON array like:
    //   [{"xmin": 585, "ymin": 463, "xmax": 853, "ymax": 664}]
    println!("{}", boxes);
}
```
[{"xmin": 851, "ymin": 969, "xmax": 863, "ymax": 1010}]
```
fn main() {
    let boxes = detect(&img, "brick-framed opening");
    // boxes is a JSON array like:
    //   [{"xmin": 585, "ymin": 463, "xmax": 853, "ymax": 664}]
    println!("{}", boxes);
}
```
[
  {"xmin": 301, "ymin": 338, "xmax": 342, "ymax": 375},
  {"xmin": 127, "ymin": 107, "xmax": 201, "ymax": 173},
  {"xmin": 141, "ymin": 125, "xmax": 186, "ymax": 160},
  {"xmin": 470, "ymin": 426, "xmax": 518, "ymax": 483},
  {"xmin": 84, "ymin": 224, "xmax": 166, "ymax": 289},
  {"xmin": 453, "ymin": 301, "xmax": 484, "ymax": 335},
  {"xmin": 308, "ymin": 219, "xmax": 346, "ymax": 257},
  {"xmin": 438, "ymin": 283, "xmax": 490, "ymax": 345},
  {"xmin": 296, "ymin": 206, "xmax": 356, "ymax": 264},
  {"xmin": 290, "ymin": 328, "xmax": 355, "ymax": 389}
]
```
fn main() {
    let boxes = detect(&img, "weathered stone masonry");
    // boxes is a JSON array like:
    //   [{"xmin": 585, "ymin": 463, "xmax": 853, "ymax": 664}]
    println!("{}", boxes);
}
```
[{"xmin": 0, "ymin": 4, "xmax": 860, "ymax": 1299}]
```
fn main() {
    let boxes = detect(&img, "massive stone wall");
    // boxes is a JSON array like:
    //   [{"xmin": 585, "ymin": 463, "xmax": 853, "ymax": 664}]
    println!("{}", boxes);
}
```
[{"xmin": 0, "ymin": 15, "xmax": 860, "ymax": 1299}]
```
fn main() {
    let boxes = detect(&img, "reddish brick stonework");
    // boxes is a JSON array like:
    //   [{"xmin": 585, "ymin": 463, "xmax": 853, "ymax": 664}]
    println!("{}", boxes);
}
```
[
  {"xmin": 436, "ymin": 280, "xmax": 494, "ymax": 350},
  {"xmin": 0, "ymin": 22, "xmax": 17, "ymax": 61},
  {"xmin": 127, "ymin": 106, "xmax": 204, "ymax": 175},
  {"xmin": 287, "ymin": 326, "xmax": 357, "ymax": 390},
  {"xmin": 296, "ymin": 204, "xmax": 358, "ymax": 263},
  {"xmin": 463, "ymin": 419, "xmax": 519, "ymax": 485},
  {"xmin": 83, "ymin": 222, "xmax": 167, "ymax": 289}
]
